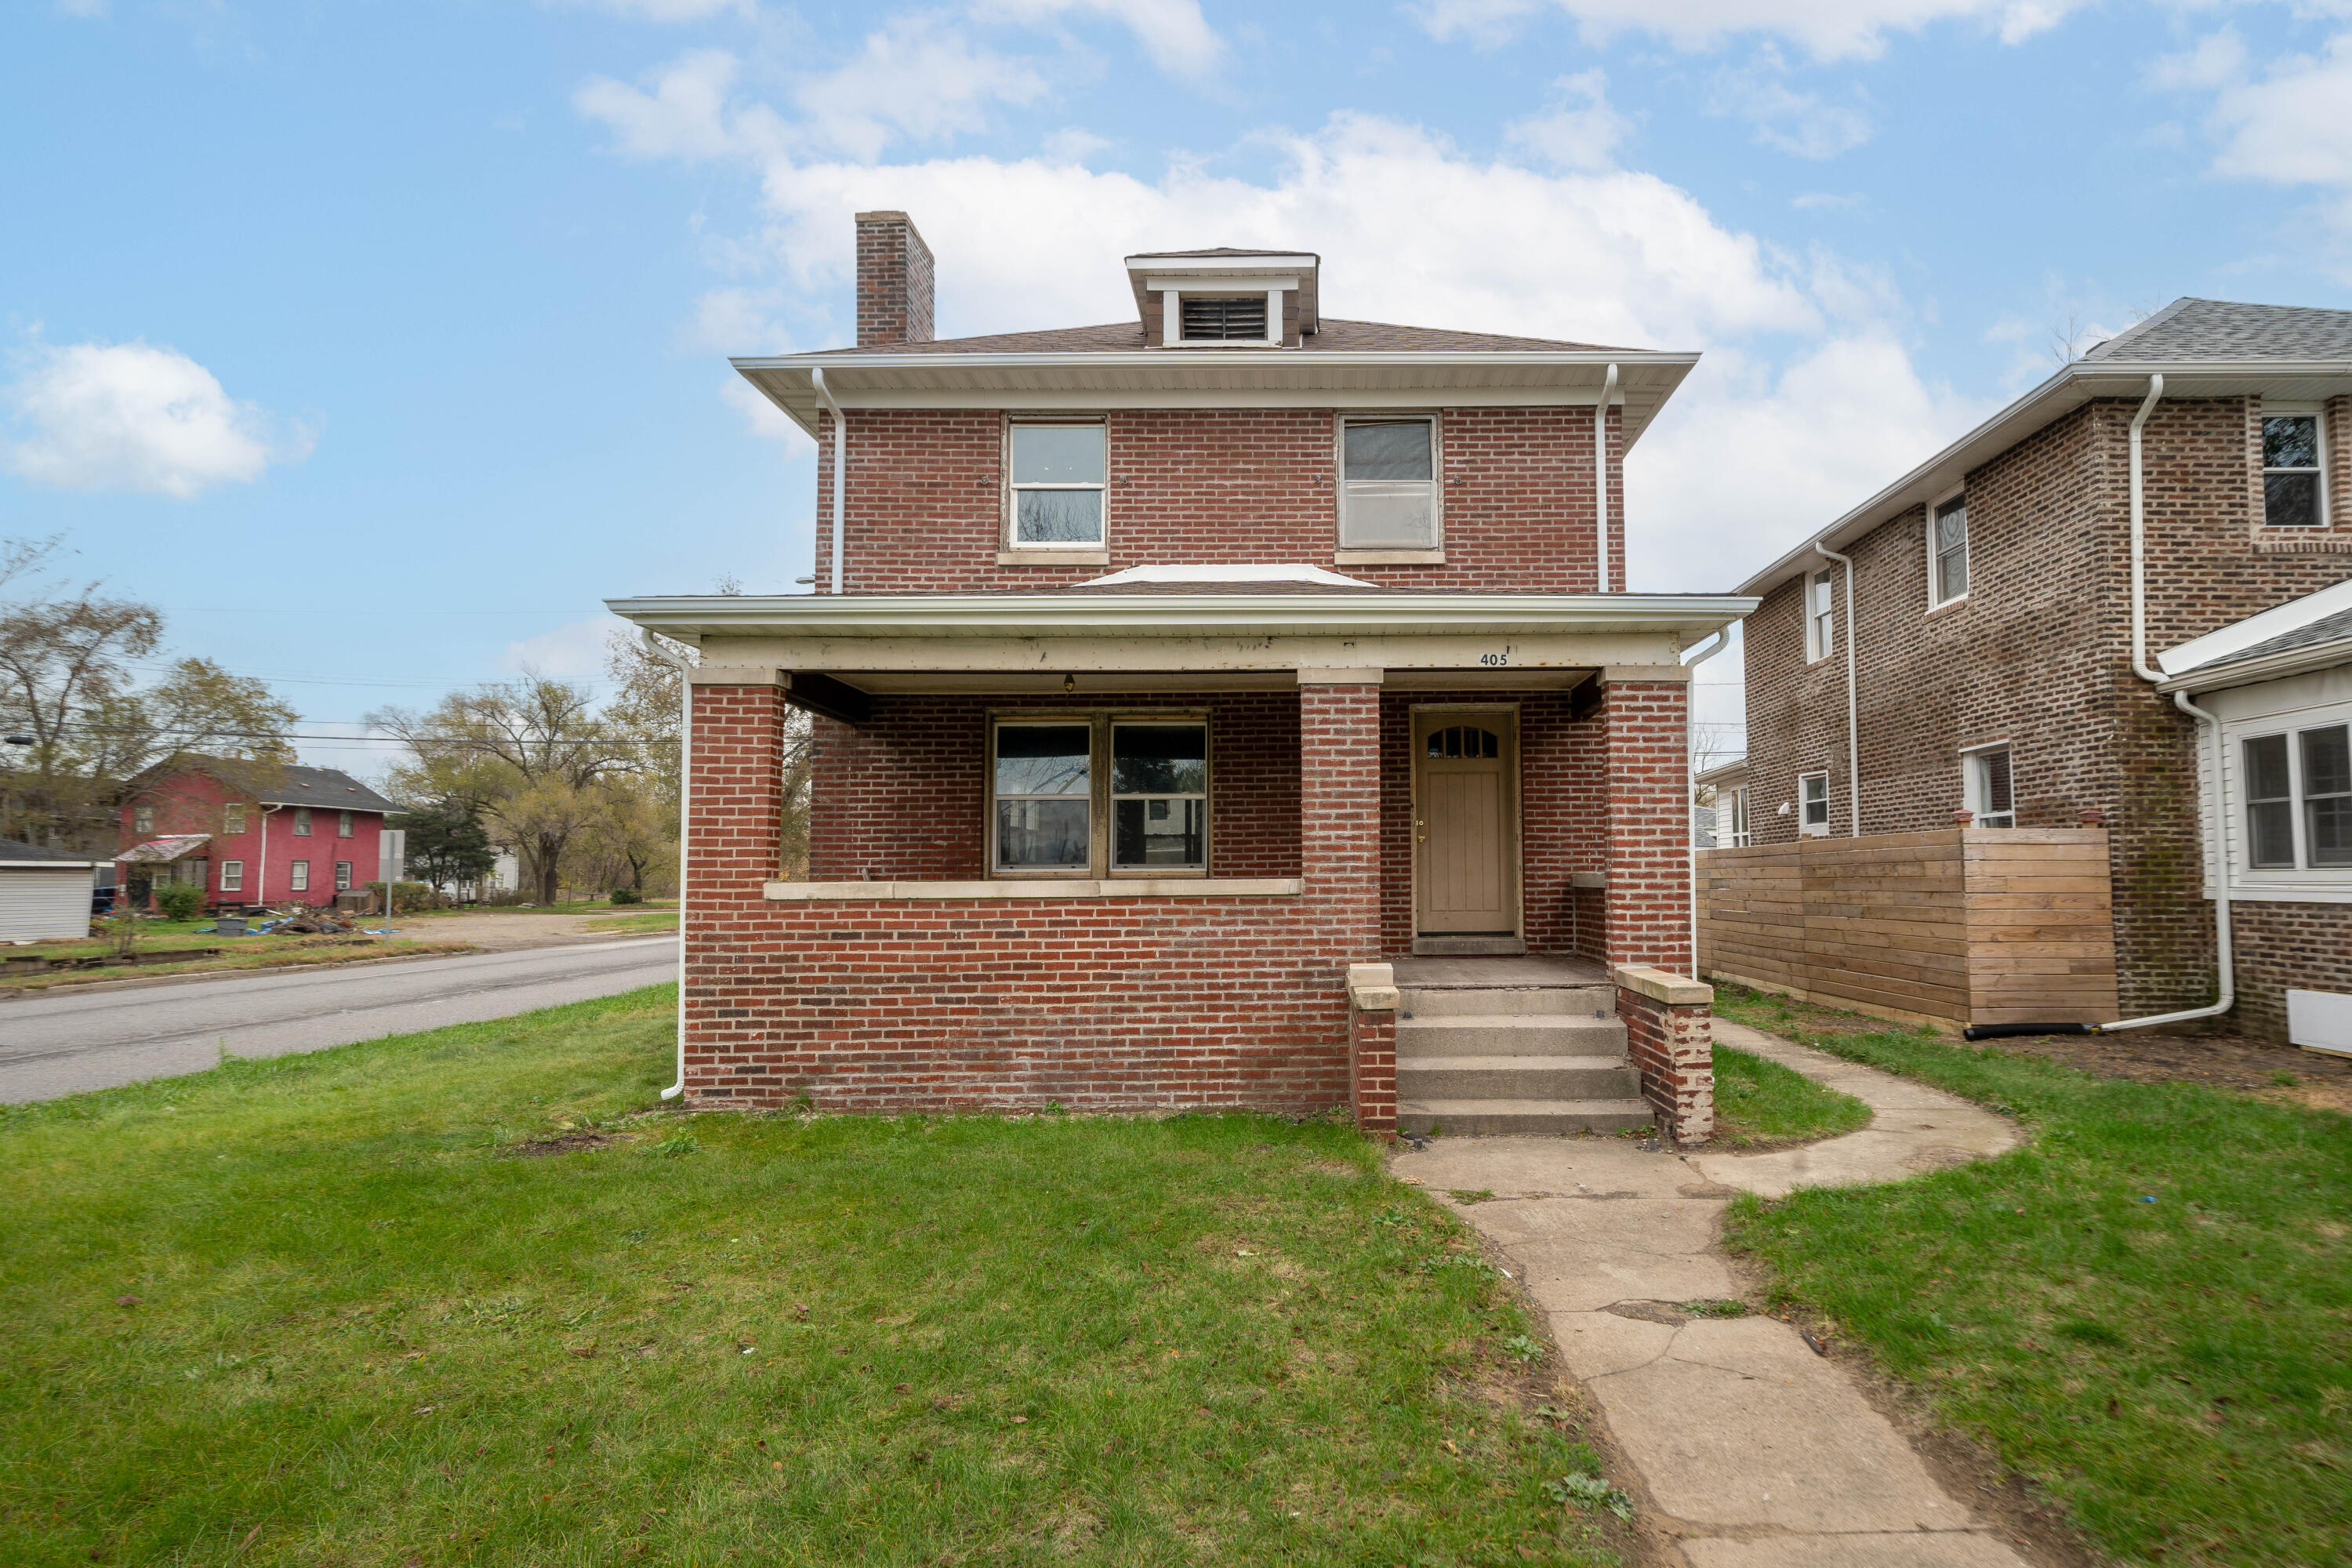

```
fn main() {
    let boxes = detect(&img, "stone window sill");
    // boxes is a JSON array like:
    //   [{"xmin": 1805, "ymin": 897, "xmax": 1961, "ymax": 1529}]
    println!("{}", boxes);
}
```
[
  {"xmin": 997, "ymin": 549, "xmax": 1110, "ymax": 567},
  {"xmin": 1333, "ymin": 549, "xmax": 1445, "ymax": 566},
  {"xmin": 2252, "ymin": 533, "xmax": 2352, "ymax": 554},
  {"xmin": 764, "ymin": 877, "xmax": 1303, "ymax": 901}
]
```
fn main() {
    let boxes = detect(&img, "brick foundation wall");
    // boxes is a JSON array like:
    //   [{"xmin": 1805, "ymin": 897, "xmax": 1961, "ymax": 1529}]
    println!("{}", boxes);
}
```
[
  {"xmin": 1614, "ymin": 970, "xmax": 1714, "ymax": 1144},
  {"xmin": 2226, "ymin": 902, "xmax": 2352, "ymax": 1044},
  {"xmin": 1348, "ymin": 1005, "xmax": 1397, "ymax": 1133},
  {"xmin": 1742, "ymin": 395, "xmax": 2352, "ymax": 1032},
  {"xmin": 808, "ymin": 406, "xmax": 1623, "ymax": 595}
]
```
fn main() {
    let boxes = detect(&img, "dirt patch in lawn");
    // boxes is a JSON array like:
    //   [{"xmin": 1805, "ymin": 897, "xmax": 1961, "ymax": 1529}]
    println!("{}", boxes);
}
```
[
  {"xmin": 501, "ymin": 1130, "xmax": 626, "ymax": 1156},
  {"xmin": 1965, "ymin": 1029, "xmax": 2352, "ymax": 1115}
]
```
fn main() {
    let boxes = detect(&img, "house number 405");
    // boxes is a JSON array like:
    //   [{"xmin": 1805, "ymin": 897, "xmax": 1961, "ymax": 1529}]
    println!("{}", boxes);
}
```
[{"xmin": 1479, "ymin": 652, "xmax": 1510, "ymax": 666}]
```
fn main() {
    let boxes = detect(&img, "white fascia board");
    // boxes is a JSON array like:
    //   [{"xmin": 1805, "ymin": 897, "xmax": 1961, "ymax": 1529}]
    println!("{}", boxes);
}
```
[
  {"xmin": 605, "ymin": 591, "xmax": 1757, "ymax": 641},
  {"xmin": 2158, "ymin": 634, "xmax": 2352, "ymax": 694},
  {"xmin": 1124, "ymin": 254, "xmax": 1317, "ymax": 273},
  {"xmin": 2158, "ymin": 578, "xmax": 2352, "ymax": 677},
  {"xmin": 1146, "ymin": 277, "xmax": 1298, "ymax": 292},
  {"xmin": 1731, "ymin": 357, "xmax": 2352, "ymax": 601}
]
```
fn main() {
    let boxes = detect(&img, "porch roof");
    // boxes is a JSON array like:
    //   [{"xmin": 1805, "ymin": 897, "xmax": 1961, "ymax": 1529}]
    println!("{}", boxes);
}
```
[
  {"xmin": 604, "ymin": 590, "xmax": 1756, "ymax": 644},
  {"xmin": 119, "ymin": 835, "xmax": 212, "ymax": 864}
]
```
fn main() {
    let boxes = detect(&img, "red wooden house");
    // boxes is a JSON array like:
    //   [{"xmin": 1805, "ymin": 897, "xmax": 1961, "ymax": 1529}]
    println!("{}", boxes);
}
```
[
  {"xmin": 115, "ymin": 756, "xmax": 399, "ymax": 911},
  {"xmin": 609, "ymin": 214, "xmax": 1751, "ymax": 1140}
]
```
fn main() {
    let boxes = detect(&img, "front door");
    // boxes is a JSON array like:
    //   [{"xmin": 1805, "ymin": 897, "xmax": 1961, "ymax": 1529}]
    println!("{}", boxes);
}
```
[{"xmin": 1413, "ymin": 709, "xmax": 1519, "ymax": 935}]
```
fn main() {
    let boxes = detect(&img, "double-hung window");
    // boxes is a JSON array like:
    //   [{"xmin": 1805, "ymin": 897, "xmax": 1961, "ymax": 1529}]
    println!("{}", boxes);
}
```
[
  {"xmin": 990, "ymin": 715, "xmax": 1210, "ymax": 877},
  {"xmin": 223, "ymin": 803, "xmax": 246, "ymax": 835},
  {"xmin": 1339, "ymin": 417, "xmax": 1437, "ymax": 550},
  {"xmin": 133, "ymin": 804, "xmax": 154, "ymax": 834},
  {"xmin": 2244, "ymin": 725, "xmax": 2352, "ymax": 870},
  {"xmin": 293, "ymin": 807, "xmax": 312, "ymax": 837},
  {"xmin": 1798, "ymin": 772, "xmax": 1831, "ymax": 836},
  {"xmin": 1806, "ymin": 570, "xmax": 1835, "ymax": 662},
  {"xmin": 220, "ymin": 860, "xmax": 244, "ymax": 892},
  {"xmin": 335, "ymin": 860, "xmax": 354, "ymax": 891},
  {"xmin": 2262, "ymin": 408, "xmax": 2328, "ymax": 528},
  {"xmin": 1725, "ymin": 786, "xmax": 1751, "ymax": 848},
  {"xmin": 1007, "ymin": 423, "xmax": 1106, "ymax": 548},
  {"xmin": 1931, "ymin": 494, "xmax": 1969, "ymax": 604},
  {"xmin": 1965, "ymin": 746, "xmax": 2015, "ymax": 828},
  {"xmin": 289, "ymin": 859, "xmax": 310, "ymax": 892},
  {"xmin": 338, "ymin": 810, "xmax": 354, "ymax": 838}
]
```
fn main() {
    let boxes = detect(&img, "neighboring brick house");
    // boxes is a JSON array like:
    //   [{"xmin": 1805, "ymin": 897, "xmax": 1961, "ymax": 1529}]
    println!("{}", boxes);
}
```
[
  {"xmin": 1730, "ymin": 299, "xmax": 2352, "ymax": 1042},
  {"xmin": 609, "ymin": 212, "xmax": 1751, "ymax": 1137},
  {"xmin": 115, "ymin": 755, "xmax": 399, "ymax": 910}
]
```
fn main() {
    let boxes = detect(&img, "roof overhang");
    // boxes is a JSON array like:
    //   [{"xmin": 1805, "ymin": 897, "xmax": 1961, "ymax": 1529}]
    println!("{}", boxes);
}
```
[
  {"xmin": 119, "ymin": 835, "xmax": 212, "ymax": 864},
  {"xmin": 2158, "ymin": 634, "xmax": 2352, "ymax": 695},
  {"xmin": 606, "ymin": 591, "xmax": 1755, "ymax": 644},
  {"xmin": 1734, "ymin": 356, "xmax": 2352, "ymax": 601},
  {"xmin": 2156, "ymin": 577, "xmax": 2352, "ymax": 693},
  {"xmin": 732, "ymin": 350, "xmax": 1697, "ymax": 449}
]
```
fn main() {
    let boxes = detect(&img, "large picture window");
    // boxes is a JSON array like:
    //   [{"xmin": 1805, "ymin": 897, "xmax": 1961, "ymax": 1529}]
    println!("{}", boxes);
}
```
[
  {"xmin": 990, "ymin": 713, "xmax": 1210, "ymax": 877},
  {"xmin": 1008, "ymin": 423, "xmax": 1107, "ymax": 547},
  {"xmin": 1339, "ymin": 417, "xmax": 1437, "ymax": 549}
]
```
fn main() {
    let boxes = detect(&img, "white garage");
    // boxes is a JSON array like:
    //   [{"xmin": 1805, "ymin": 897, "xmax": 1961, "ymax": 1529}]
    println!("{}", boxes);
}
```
[{"xmin": 0, "ymin": 838, "xmax": 100, "ymax": 942}]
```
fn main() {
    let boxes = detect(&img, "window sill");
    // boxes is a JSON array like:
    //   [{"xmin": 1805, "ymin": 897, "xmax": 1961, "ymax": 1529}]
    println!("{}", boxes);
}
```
[
  {"xmin": 998, "ymin": 549, "xmax": 1109, "ymax": 567},
  {"xmin": 1334, "ymin": 548, "xmax": 1445, "ymax": 566},
  {"xmin": 2252, "ymin": 533, "xmax": 2352, "ymax": 554},
  {"xmin": 764, "ymin": 877, "xmax": 1303, "ymax": 901},
  {"xmin": 1927, "ymin": 594, "xmax": 1969, "ymax": 618}
]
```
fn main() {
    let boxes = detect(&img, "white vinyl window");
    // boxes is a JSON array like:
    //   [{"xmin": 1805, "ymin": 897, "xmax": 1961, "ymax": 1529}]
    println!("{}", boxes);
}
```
[
  {"xmin": 289, "ymin": 859, "xmax": 310, "ymax": 892},
  {"xmin": 220, "ymin": 860, "xmax": 244, "ymax": 892},
  {"xmin": 1007, "ymin": 423, "xmax": 1107, "ymax": 548},
  {"xmin": 1806, "ymin": 570, "xmax": 1835, "ymax": 662},
  {"xmin": 1798, "ymin": 771, "xmax": 1831, "ymax": 837},
  {"xmin": 1725, "ymin": 786, "xmax": 1751, "ymax": 848},
  {"xmin": 2242, "ymin": 725, "xmax": 2352, "ymax": 869},
  {"xmin": 338, "ymin": 810, "xmax": 354, "ymax": 838},
  {"xmin": 293, "ymin": 806, "xmax": 313, "ymax": 837},
  {"xmin": 1965, "ymin": 745, "xmax": 2015, "ymax": 828},
  {"xmin": 223, "ymin": 803, "xmax": 246, "ymax": 835},
  {"xmin": 133, "ymin": 804, "xmax": 155, "ymax": 834},
  {"xmin": 1930, "ymin": 493, "xmax": 1969, "ymax": 605},
  {"xmin": 2262, "ymin": 407, "xmax": 2328, "ymax": 529},
  {"xmin": 1339, "ymin": 417, "xmax": 1438, "ymax": 550}
]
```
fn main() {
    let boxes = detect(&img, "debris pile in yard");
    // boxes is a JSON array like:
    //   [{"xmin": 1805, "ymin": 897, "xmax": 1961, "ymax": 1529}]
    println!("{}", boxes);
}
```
[{"xmin": 268, "ymin": 911, "xmax": 358, "ymax": 935}]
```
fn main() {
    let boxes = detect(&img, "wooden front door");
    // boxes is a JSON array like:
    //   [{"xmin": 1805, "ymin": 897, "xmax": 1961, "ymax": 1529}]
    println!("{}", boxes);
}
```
[{"xmin": 1414, "ymin": 710, "xmax": 1519, "ymax": 935}]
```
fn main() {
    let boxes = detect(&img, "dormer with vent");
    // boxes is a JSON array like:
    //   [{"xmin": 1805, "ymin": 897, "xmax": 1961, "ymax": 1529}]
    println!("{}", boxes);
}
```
[{"xmin": 1123, "ymin": 249, "xmax": 1319, "ymax": 348}]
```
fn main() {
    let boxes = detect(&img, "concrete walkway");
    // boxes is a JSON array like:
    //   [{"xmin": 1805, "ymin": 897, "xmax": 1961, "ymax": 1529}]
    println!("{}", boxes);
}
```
[{"xmin": 1391, "ymin": 1018, "xmax": 2026, "ymax": 1568}]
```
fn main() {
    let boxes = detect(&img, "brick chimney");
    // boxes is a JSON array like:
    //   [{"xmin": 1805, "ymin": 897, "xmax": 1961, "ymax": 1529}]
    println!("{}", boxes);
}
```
[{"xmin": 854, "ymin": 210, "xmax": 934, "ymax": 347}]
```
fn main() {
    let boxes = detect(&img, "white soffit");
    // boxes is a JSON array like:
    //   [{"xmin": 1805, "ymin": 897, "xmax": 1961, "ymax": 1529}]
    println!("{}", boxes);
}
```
[{"xmin": 1082, "ymin": 563, "xmax": 1374, "ymax": 587}]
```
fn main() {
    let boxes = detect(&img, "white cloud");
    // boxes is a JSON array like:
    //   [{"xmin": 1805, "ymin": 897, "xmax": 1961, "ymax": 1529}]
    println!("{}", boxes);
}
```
[
  {"xmin": 1707, "ymin": 59, "xmax": 1874, "ymax": 158},
  {"xmin": 1415, "ymin": 0, "xmax": 2088, "ymax": 61},
  {"xmin": 720, "ymin": 375, "xmax": 810, "ymax": 445},
  {"xmin": 2145, "ymin": 28, "xmax": 2247, "ymax": 93},
  {"xmin": 56, "ymin": 0, "xmax": 109, "ymax": 17},
  {"xmin": 499, "ymin": 616, "xmax": 635, "ymax": 681},
  {"xmin": 1791, "ymin": 191, "xmax": 1865, "ymax": 210},
  {"xmin": 795, "ymin": 13, "xmax": 1051, "ymax": 161},
  {"xmin": 557, "ymin": 0, "xmax": 757, "ymax": 20},
  {"xmin": 575, "ymin": 49, "xmax": 774, "ymax": 162},
  {"xmin": 1504, "ymin": 70, "xmax": 1633, "ymax": 172},
  {"xmin": 2, "ymin": 340, "xmax": 310, "ymax": 499},
  {"xmin": 980, "ymin": 0, "xmax": 1224, "ymax": 78},
  {"xmin": 2204, "ymin": 34, "xmax": 2352, "ymax": 191}
]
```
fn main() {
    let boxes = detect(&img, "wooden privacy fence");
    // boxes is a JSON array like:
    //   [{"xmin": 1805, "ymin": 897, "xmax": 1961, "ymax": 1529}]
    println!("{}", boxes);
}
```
[{"xmin": 1696, "ymin": 829, "xmax": 2119, "ymax": 1027}]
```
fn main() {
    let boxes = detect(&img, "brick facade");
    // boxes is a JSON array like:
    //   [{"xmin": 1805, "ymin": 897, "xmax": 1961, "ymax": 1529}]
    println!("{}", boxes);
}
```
[
  {"xmin": 808, "ymin": 406, "xmax": 1624, "ymax": 594},
  {"xmin": 1741, "ymin": 394, "xmax": 2352, "ymax": 1033}
]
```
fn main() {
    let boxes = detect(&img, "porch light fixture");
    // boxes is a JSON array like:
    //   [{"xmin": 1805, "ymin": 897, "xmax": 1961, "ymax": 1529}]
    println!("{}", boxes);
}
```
[{"xmin": 1063, "ymin": 673, "xmax": 1076, "ymax": 695}]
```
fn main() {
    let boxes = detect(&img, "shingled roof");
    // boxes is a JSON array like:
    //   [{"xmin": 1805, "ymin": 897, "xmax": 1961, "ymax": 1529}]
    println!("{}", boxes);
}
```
[
  {"xmin": 2085, "ymin": 298, "xmax": 2352, "ymax": 363},
  {"xmin": 800, "ymin": 317, "xmax": 1637, "ymax": 358}
]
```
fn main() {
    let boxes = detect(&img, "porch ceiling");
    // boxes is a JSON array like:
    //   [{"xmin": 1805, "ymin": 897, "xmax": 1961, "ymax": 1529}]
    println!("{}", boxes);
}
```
[{"xmin": 834, "ymin": 667, "xmax": 1601, "ymax": 695}]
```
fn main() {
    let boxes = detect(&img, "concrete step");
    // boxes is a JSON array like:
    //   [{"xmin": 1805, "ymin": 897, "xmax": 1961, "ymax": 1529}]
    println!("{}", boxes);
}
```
[
  {"xmin": 1398, "ymin": 1098, "xmax": 1657, "ymax": 1136},
  {"xmin": 1396, "ymin": 1054, "xmax": 1644, "ymax": 1101},
  {"xmin": 1399, "ymin": 984, "xmax": 1617, "ymax": 1018},
  {"xmin": 1396, "ymin": 1014, "xmax": 1629, "ymax": 1056}
]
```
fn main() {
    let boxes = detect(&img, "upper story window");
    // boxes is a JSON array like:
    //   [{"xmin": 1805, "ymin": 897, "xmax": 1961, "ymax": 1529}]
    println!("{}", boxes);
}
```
[
  {"xmin": 1806, "ymin": 569, "xmax": 1835, "ymax": 662},
  {"xmin": 2263, "ymin": 408, "xmax": 2328, "ymax": 528},
  {"xmin": 133, "ymin": 804, "xmax": 154, "ymax": 834},
  {"xmin": 1007, "ymin": 423, "xmax": 1106, "ymax": 548},
  {"xmin": 1930, "ymin": 494, "xmax": 1969, "ymax": 605},
  {"xmin": 293, "ymin": 806, "xmax": 313, "ymax": 837},
  {"xmin": 1798, "ymin": 771, "xmax": 1831, "ymax": 837},
  {"xmin": 1965, "ymin": 745, "xmax": 2015, "ymax": 828},
  {"xmin": 1179, "ymin": 295, "xmax": 1268, "ymax": 342},
  {"xmin": 1339, "ymin": 418, "xmax": 1437, "ymax": 550},
  {"xmin": 338, "ymin": 810, "xmax": 354, "ymax": 838},
  {"xmin": 223, "ymin": 803, "xmax": 246, "ymax": 835}
]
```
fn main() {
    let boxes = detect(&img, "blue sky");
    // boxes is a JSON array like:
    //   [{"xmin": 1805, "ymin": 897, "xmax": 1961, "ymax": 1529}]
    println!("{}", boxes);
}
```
[{"xmin": 5, "ymin": 0, "xmax": 2351, "ymax": 775}]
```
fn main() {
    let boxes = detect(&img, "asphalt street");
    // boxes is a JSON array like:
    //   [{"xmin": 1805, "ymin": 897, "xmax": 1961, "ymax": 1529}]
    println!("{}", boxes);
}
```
[{"xmin": 0, "ymin": 937, "xmax": 679, "ymax": 1103}]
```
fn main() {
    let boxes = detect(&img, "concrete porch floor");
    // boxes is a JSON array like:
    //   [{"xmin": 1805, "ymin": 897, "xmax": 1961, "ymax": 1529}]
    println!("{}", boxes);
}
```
[{"xmin": 1388, "ymin": 955, "xmax": 1611, "ymax": 989}]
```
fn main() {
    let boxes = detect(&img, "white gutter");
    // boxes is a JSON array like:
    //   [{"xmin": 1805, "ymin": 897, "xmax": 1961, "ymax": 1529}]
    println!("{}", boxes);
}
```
[
  {"xmin": 1681, "ymin": 629, "xmax": 1730, "ymax": 975},
  {"xmin": 2105, "ymin": 372, "xmax": 2236, "ymax": 1032},
  {"xmin": 1595, "ymin": 364, "xmax": 1617, "ymax": 592},
  {"xmin": 644, "ymin": 630, "xmax": 696, "ymax": 1100},
  {"xmin": 811, "ymin": 367, "xmax": 846, "ymax": 597},
  {"xmin": 1813, "ymin": 541, "xmax": 1861, "ymax": 836}
]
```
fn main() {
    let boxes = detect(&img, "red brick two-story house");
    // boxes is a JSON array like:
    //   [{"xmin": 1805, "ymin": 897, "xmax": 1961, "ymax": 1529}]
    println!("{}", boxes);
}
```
[
  {"xmin": 1727, "ymin": 299, "xmax": 2352, "ymax": 1045},
  {"xmin": 611, "ymin": 213, "xmax": 1751, "ymax": 1137},
  {"xmin": 115, "ymin": 755, "xmax": 399, "ymax": 911}
]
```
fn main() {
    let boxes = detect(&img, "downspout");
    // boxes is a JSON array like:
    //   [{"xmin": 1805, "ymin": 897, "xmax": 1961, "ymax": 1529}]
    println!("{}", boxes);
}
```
[
  {"xmin": 1813, "ymin": 541, "xmax": 1861, "ymax": 836},
  {"xmin": 1682, "ymin": 628, "xmax": 1731, "ymax": 978},
  {"xmin": 1968, "ymin": 375, "xmax": 2234, "ymax": 1038},
  {"xmin": 644, "ymin": 630, "xmax": 696, "ymax": 1100},
  {"xmin": 811, "ymin": 368, "xmax": 846, "ymax": 596},
  {"xmin": 256, "ymin": 803, "xmax": 281, "ymax": 904},
  {"xmin": 1595, "ymin": 364, "xmax": 1618, "ymax": 593}
]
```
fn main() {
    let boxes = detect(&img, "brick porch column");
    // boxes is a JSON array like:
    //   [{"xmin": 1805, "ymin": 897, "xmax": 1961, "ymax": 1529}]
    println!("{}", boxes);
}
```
[
  {"xmin": 682, "ymin": 668, "xmax": 791, "ymax": 1101},
  {"xmin": 1298, "ymin": 676, "xmax": 1384, "ymax": 964},
  {"xmin": 1599, "ymin": 672, "xmax": 1693, "ymax": 973}
]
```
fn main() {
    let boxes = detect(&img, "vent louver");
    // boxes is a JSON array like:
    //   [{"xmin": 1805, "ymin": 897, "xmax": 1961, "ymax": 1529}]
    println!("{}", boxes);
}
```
[{"xmin": 1179, "ymin": 294, "xmax": 1269, "ymax": 341}]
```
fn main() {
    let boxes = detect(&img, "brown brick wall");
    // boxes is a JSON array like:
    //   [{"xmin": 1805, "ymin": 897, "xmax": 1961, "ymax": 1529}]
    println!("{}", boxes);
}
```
[
  {"xmin": 2225, "ymin": 902, "xmax": 2352, "ymax": 1044},
  {"xmin": 809, "ymin": 406, "xmax": 1623, "ymax": 594},
  {"xmin": 1617, "ymin": 985, "xmax": 1714, "ymax": 1145},
  {"xmin": 1741, "ymin": 394, "xmax": 2352, "ymax": 1029}
]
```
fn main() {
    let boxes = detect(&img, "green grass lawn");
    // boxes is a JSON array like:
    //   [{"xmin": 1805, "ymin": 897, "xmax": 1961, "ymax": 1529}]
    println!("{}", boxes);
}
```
[
  {"xmin": 580, "ymin": 911, "xmax": 681, "ymax": 935},
  {"xmin": 1708, "ymin": 1044, "xmax": 1871, "ymax": 1148},
  {"xmin": 1, "ymin": 989, "xmax": 1624, "ymax": 1566},
  {"xmin": 1712, "ymin": 985, "xmax": 2352, "ymax": 1567},
  {"xmin": 4, "ymin": 918, "xmax": 474, "ymax": 993}
]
